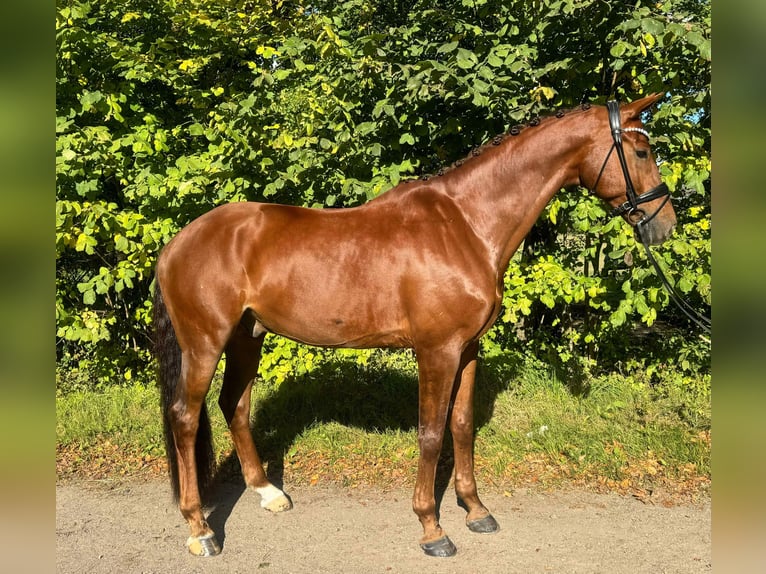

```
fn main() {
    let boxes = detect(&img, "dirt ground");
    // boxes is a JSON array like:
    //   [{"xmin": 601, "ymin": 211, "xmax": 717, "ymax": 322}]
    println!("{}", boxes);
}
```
[{"xmin": 56, "ymin": 478, "xmax": 710, "ymax": 573}]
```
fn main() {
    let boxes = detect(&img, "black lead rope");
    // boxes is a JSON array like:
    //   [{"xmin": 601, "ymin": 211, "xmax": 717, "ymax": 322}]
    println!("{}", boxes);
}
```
[
  {"xmin": 604, "ymin": 100, "xmax": 711, "ymax": 335},
  {"xmin": 637, "ymin": 227, "xmax": 712, "ymax": 334}
]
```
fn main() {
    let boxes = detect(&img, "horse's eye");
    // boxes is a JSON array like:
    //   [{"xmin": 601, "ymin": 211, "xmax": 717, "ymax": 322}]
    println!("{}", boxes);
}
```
[{"xmin": 636, "ymin": 149, "xmax": 649, "ymax": 159}]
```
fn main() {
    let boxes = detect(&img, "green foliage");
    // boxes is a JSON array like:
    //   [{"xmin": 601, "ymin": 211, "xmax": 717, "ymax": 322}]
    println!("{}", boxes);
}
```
[{"xmin": 56, "ymin": 0, "xmax": 710, "ymax": 386}]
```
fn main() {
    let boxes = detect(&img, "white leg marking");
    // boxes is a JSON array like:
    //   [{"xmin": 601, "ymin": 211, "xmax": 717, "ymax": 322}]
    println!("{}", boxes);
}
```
[
  {"xmin": 254, "ymin": 483, "xmax": 292, "ymax": 512},
  {"xmin": 255, "ymin": 484, "xmax": 284, "ymax": 506}
]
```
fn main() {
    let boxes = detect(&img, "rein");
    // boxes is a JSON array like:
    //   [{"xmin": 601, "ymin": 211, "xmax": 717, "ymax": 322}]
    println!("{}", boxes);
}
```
[{"xmin": 597, "ymin": 100, "xmax": 711, "ymax": 334}]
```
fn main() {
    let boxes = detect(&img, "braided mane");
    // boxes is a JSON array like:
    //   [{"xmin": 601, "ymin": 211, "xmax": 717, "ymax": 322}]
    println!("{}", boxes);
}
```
[{"xmin": 416, "ymin": 103, "xmax": 594, "ymax": 180}]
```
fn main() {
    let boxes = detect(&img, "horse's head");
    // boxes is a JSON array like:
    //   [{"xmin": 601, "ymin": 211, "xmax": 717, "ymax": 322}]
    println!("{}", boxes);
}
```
[{"xmin": 583, "ymin": 93, "xmax": 677, "ymax": 245}]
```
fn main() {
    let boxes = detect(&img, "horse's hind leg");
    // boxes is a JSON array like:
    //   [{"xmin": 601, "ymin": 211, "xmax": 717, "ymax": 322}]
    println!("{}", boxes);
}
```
[
  {"xmin": 170, "ymin": 351, "xmax": 222, "ymax": 556},
  {"xmin": 450, "ymin": 341, "xmax": 499, "ymax": 534},
  {"xmin": 218, "ymin": 320, "xmax": 291, "ymax": 513}
]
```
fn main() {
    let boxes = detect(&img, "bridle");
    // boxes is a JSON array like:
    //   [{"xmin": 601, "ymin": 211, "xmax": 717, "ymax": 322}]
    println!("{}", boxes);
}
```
[
  {"xmin": 593, "ymin": 101, "xmax": 671, "ymax": 223},
  {"xmin": 593, "ymin": 100, "xmax": 711, "ymax": 334}
]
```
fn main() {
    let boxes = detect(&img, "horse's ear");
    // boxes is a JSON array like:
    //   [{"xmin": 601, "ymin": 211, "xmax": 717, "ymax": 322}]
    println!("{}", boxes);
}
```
[{"xmin": 622, "ymin": 92, "xmax": 664, "ymax": 120}]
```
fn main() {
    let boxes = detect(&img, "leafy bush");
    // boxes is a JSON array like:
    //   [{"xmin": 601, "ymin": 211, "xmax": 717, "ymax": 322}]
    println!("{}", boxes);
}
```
[{"xmin": 56, "ymin": 0, "xmax": 710, "ymax": 387}]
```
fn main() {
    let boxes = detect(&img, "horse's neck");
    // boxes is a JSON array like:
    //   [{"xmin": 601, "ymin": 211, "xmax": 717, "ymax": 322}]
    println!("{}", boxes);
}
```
[{"xmin": 446, "ymin": 120, "xmax": 586, "ymax": 273}]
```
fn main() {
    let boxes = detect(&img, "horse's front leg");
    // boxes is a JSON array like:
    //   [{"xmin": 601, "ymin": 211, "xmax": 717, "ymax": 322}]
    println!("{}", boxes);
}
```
[
  {"xmin": 450, "ymin": 341, "xmax": 499, "ymax": 534},
  {"xmin": 412, "ymin": 344, "xmax": 462, "ymax": 557}
]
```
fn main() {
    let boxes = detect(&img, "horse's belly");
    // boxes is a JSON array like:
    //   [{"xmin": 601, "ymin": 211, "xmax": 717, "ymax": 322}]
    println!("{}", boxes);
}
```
[
  {"xmin": 255, "ymin": 308, "xmax": 411, "ymax": 349},
  {"xmin": 249, "ymin": 281, "xmax": 411, "ymax": 349},
  {"xmin": 279, "ymin": 326, "xmax": 411, "ymax": 349}
]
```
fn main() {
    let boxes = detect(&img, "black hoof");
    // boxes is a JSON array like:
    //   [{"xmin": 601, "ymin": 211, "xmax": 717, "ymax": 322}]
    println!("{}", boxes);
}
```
[
  {"xmin": 420, "ymin": 535, "xmax": 457, "ymax": 557},
  {"xmin": 467, "ymin": 514, "xmax": 500, "ymax": 534}
]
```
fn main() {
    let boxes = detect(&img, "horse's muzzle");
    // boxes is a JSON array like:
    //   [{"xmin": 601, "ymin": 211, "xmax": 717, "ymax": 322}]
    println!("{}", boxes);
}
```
[{"xmin": 635, "ymin": 219, "xmax": 676, "ymax": 245}]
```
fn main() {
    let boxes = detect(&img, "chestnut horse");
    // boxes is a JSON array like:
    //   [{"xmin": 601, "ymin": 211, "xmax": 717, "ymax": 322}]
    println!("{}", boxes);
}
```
[{"xmin": 153, "ymin": 94, "xmax": 676, "ymax": 557}]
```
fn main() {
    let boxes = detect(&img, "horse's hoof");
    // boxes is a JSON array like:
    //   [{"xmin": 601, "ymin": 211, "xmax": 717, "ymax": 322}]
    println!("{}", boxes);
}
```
[
  {"xmin": 262, "ymin": 493, "xmax": 293, "ymax": 513},
  {"xmin": 420, "ymin": 535, "xmax": 457, "ymax": 557},
  {"xmin": 255, "ymin": 484, "xmax": 293, "ymax": 513},
  {"xmin": 467, "ymin": 514, "xmax": 500, "ymax": 534},
  {"xmin": 186, "ymin": 533, "xmax": 221, "ymax": 556}
]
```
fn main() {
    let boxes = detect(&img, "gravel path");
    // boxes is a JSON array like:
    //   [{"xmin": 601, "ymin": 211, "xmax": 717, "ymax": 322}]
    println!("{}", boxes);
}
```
[{"xmin": 56, "ymin": 479, "xmax": 710, "ymax": 573}]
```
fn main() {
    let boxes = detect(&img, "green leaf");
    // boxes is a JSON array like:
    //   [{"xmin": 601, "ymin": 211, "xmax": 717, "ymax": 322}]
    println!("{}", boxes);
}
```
[
  {"xmin": 610, "ymin": 308, "xmax": 627, "ymax": 328},
  {"xmin": 487, "ymin": 53, "xmax": 503, "ymax": 67},
  {"xmin": 610, "ymin": 42, "xmax": 626, "ymax": 57},
  {"xmin": 79, "ymin": 90, "xmax": 103, "ymax": 111},
  {"xmin": 509, "ymin": 60, "xmax": 526, "ymax": 73},
  {"xmin": 685, "ymin": 31, "xmax": 705, "ymax": 48},
  {"xmin": 539, "ymin": 293, "xmax": 555, "ymax": 308},
  {"xmin": 356, "ymin": 122, "xmax": 377, "ymax": 136},
  {"xmin": 437, "ymin": 41, "xmax": 459, "ymax": 54},
  {"xmin": 456, "ymin": 48, "xmax": 477, "ymax": 70},
  {"xmin": 641, "ymin": 18, "xmax": 664, "ymax": 36}
]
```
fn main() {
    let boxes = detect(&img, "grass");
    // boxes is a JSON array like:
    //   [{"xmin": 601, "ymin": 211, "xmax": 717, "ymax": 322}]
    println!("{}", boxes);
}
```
[
  {"xmin": 56, "ymin": 349, "xmax": 710, "ymax": 498},
  {"xmin": 57, "ymin": 383, "xmax": 166, "ymax": 453}
]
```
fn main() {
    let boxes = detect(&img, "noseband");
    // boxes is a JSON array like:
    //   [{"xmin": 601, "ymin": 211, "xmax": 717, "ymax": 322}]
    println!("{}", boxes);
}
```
[{"xmin": 593, "ymin": 100, "xmax": 711, "ymax": 334}]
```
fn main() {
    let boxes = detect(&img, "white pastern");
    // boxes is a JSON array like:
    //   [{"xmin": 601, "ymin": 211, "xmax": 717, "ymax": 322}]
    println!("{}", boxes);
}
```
[{"xmin": 254, "ymin": 483, "xmax": 292, "ymax": 512}]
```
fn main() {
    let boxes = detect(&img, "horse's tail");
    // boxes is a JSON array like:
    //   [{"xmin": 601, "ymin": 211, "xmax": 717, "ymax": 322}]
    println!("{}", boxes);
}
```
[{"xmin": 153, "ymin": 279, "xmax": 216, "ymax": 502}]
